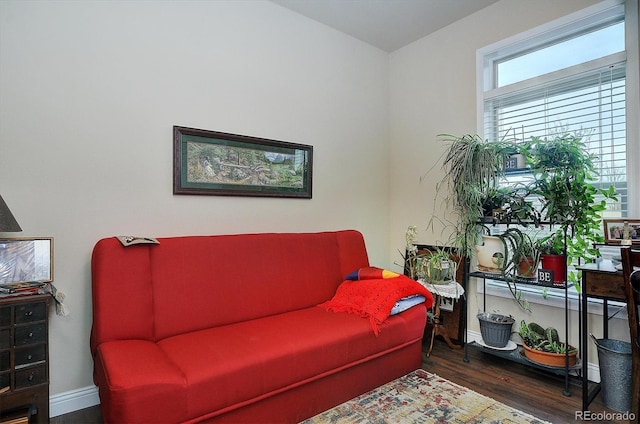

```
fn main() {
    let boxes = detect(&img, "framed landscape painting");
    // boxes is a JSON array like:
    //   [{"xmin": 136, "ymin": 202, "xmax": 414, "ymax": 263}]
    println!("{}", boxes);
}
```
[{"xmin": 173, "ymin": 126, "xmax": 313, "ymax": 198}]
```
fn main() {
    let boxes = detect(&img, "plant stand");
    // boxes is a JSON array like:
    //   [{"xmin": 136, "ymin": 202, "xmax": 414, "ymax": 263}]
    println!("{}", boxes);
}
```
[
  {"xmin": 462, "ymin": 223, "xmax": 576, "ymax": 397},
  {"xmin": 464, "ymin": 272, "xmax": 582, "ymax": 396}
]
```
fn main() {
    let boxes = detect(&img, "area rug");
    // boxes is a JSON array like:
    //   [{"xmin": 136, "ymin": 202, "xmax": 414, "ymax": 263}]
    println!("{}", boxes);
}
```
[{"xmin": 302, "ymin": 368, "xmax": 550, "ymax": 424}]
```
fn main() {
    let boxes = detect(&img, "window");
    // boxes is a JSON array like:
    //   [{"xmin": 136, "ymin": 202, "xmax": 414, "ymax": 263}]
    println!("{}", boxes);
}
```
[
  {"xmin": 476, "ymin": 0, "xmax": 639, "ymax": 308},
  {"xmin": 479, "ymin": 0, "xmax": 637, "ymax": 220}
]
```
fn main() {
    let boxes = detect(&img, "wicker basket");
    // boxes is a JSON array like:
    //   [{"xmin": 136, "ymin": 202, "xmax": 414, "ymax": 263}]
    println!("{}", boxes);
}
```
[{"xmin": 477, "ymin": 312, "xmax": 514, "ymax": 348}]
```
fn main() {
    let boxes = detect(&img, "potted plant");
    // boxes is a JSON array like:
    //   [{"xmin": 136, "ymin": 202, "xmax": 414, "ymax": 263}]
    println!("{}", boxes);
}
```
[
  {"xmin": 501, "ymin": 228, "xmax": 539, "ymax": 278},
  {"xmin": 420, "ymin": 248, "xmax": 457, "ymax": 285},
  {"xmin": 477, "ymin": 312, "xmax": 515, "ymax": 348},
  {"xmin": 518, "ymin": 320, "xmax": 577, "ymax": 367},
  {"xmin": 535, "ymin": 230, "xmax": 567, "ymax": 285},
  {"xmin": 474, "ymin": 232, "xmax": 506, "ymax": 272},
  {"xmin": 471, "ymin": 227, "xmax": 534, "ymax": 311},
  {"xmin": 426, "ymin": 134, "xmax": 517, "ymax": 257},
  {"xmin": 476, "ymin": 228, "xmax": 537, "ymax": 312},
  {"xmin": 524, "ymin": 135, "xmax": 617, "ymax": 289},
  {"xmin": 481, "ymin": 187, "xmax": 511, "ymax": 220}
]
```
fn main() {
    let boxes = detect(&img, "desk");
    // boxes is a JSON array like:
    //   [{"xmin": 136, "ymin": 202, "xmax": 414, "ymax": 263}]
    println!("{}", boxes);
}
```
[{"xmin": 579, "ymin": 260, "xmax": 625, "ymax": 410}]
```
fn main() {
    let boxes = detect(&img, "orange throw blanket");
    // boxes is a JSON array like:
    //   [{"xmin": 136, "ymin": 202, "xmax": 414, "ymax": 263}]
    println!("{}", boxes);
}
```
[{"xmin": 319, "ymin": 267, "xmax": 433, "ymax": 335}]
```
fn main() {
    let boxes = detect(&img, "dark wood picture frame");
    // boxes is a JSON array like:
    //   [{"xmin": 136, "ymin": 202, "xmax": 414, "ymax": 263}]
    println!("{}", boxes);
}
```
[
  {"xmin": 173, "ymin": 126, "xmax": 313, "ymax": 198},
  {"xmin": 603, "ymin": 219, "xmax": 640, "ymax": 244}
]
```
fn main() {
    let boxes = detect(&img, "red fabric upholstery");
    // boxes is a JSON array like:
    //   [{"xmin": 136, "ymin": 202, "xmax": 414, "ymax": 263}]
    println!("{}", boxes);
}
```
[
  {"xmin": 93, "ymin": 340, "xmax": 188, "ymax": 423},
  {"xmin": 158, "ymin": 307, "xmax": 425, "ymax": 420},
  {"xmin": 90, "ymin": 230, "xmax": 427, "ymax": 423}
]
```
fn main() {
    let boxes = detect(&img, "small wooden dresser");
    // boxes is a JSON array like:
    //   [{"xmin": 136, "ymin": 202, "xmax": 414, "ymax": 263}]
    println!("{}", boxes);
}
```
[{"xmin": 0, "ymin": 294, "xmax": 49, "ymax": 423}]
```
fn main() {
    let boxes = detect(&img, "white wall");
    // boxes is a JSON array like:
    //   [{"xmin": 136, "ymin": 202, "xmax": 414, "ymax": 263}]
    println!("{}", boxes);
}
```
[
  {"xmin": 1, "ymin": 0, "xmax": 633, "ymax": 412},
  {"xmin": 0, "ymin": 0, "xmax": 390, "ymax": 398},
  {"xmin": 388, "ymin": 0, "xmax": 630, "ymax": 367}
]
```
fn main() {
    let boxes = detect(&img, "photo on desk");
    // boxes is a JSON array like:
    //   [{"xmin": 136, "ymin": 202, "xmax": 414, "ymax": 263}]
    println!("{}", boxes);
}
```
[{"xmin": 603, "ymin": 219, "xmax": 640, "ymax": 244}]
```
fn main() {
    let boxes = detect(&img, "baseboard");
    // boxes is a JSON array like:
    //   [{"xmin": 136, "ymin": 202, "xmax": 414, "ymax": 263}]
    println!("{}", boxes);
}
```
[
  {"xmin": 50, "ymin": 385, "xmax": 100, "ymax": 418},
  {"xmin": 466, "ymin": 330, "xmax": 601, "ymax": 383}
]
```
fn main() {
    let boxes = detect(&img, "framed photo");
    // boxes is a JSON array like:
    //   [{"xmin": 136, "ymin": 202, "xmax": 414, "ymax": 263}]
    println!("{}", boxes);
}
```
[
  {"xmin": 0, "ymin": 238, "xmax": 53, "ymax": 284},
  {"xmin": 603, "ymin": 219, "xmax": 640, "ymax": 244},
  {"xmin": 174, "ymin": 126, "xmax": 313, "ymax": 198}
]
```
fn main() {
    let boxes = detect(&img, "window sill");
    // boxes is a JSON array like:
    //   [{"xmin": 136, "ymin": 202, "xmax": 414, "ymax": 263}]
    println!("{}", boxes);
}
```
[{"xmin": 476, "ymin": 277, "xmax": 627, "ymax": 320}]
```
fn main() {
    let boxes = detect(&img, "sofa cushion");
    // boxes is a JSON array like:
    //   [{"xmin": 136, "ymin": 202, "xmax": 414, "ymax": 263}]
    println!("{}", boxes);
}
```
[
  {"xmin": 90, "ymin": 230, "xmax": 370, "ymax": 351},
  {"xmin": 156, "ymin": 305, "xmax": 426, "ymax": 420},
  {"xmin": 148, "ymin": 231, "xmax": 369, "ymax": 340}
]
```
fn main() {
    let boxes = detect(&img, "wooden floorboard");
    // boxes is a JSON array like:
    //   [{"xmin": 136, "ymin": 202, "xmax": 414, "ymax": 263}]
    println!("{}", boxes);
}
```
[
  {"xmin": 51, "ymin": 337, "xmax": 630, "ymax": 423},
  {"xmin": 423, "ymin": 337, "xmax": 629, "ymax": 424}
]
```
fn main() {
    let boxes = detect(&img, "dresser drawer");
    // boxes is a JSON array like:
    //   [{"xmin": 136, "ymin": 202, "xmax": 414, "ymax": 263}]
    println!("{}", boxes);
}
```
[
  {"xmin": 0, "ymin": 349, "xmax": 9, "ymax": 371},
  {"xmin": 15, "ymin": 364, "xmax": 47, "ymax": 388},
  {"xmin": 14, "ymin": 323, "xmax": 46, "ymax": 346},
  {"xmin": 15, "ymin": 302, "xmax": 46, "ymax": 324},
  {"xmin": 0, "ymin": 371, "xmax": 9, "ymax": 391},
  {"xmin": 15, "ymin": 344, "xmax": 46, "ymax": 367},
  {"xmin": 0, "ymin": 328, "xmax": 10, "ymax": 350},
  {"xmin": 0, "ymin": 307, "xmax": 10, "ymax": 326}
]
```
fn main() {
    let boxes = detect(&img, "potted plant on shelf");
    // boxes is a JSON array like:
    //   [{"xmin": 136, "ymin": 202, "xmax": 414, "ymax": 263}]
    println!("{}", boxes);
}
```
[
  {"xmin": 535, "ymin": 230, "xmax": 567, "ymax": 285},
  {"xmin": 420, "ymin": 248, "xmax": 457, "ymax": 285},
  {"xmin": 518, "ymin": 320, "xmax": 577, "ymax": 367},
  {"xmin": 425, "ymin": 134, "xmax": 517, "ymax": 257},
  {"xmin": 502, "ymin": 228, "xmax": 539, "ymax": 278},
  {"xmin": 476, "ymin": 227, "xmax": 537, "ymax": 312},
  {"xmin": 481, "ymin": 187, "xmax": 511, "ymax": 221},
  {"xmin": 524, "ymin": 134, "xmax": 617, "ymax": 289},
  {"xmin": 477, "ymin": 312, "xmax": 515, "ymax": 348}
]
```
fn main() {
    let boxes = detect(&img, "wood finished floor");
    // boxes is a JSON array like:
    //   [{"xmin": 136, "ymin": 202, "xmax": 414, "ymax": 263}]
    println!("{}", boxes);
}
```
[{"xmin": 51, "ymin": 337, "xmax": 630, "ymax": 423}]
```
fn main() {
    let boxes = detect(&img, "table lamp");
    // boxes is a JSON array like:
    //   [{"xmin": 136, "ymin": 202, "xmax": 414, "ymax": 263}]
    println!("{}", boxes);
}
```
[{"xmin": 0, "ymin": 194, "xmax": 22, "ymax": 232}]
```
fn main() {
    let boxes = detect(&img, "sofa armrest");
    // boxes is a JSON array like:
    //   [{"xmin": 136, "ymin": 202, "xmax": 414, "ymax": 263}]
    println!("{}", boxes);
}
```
[{"xmin": 93, "ymin": 340, "xmax": 187, "ymax": 423}]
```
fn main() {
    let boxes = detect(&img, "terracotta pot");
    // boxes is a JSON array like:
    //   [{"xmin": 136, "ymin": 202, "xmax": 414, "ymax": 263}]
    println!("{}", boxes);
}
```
[
  {"xmin": 517, "ymin": 256, "xmax": 537, "ymax": 277},
  {"xmin": 540, "ymin": 253, "xmax": 566, "ymax": 284},
  {"xmin": 522, "ymin": 342, "xmax": 577, "ymax": 367}
]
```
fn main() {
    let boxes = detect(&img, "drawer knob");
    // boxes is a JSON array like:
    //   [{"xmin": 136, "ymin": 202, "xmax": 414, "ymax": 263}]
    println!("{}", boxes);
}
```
[
  {"xmin": 27, "ymin": 354, "xmax": 33, "ymax": 360},
  {"xmin": 28, "ymin": 332, "xmax": 33, "ymax": 338},
  {"xmin": 25, "ymin": 311, "xmax": 33, "ymax": 317},
  {"xmin": 28, "ymin": 373, "xmax": 34, "ymax": 381}
]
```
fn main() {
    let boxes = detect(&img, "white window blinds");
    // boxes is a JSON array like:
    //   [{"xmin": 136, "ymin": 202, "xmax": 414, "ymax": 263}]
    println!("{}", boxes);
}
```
[{"xmin": 483, "ymin": 60, "xmax": 628, "ymax": 217}]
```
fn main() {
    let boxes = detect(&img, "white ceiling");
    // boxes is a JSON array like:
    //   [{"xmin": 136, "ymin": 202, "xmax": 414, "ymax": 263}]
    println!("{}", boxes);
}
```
[{"xmin": 270, "ymin": 0, "xmax": 500, "ymax": 52}]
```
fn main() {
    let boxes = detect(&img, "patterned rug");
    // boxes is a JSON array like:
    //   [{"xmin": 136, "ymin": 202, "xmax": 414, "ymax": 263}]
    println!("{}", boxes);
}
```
[{"xmin": 302, "ymin": 369, "xmax": 550, "ymax": 424}]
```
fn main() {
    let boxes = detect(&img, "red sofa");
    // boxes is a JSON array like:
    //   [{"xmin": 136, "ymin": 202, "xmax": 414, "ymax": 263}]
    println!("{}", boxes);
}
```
[{"xmin": 90, "ymin": 230, "xmax": 430, "ymax": 423}]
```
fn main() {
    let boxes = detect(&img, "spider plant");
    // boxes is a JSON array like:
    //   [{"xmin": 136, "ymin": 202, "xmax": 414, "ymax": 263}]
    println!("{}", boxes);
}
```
[{"xmin": 426, "ymin": 134, "xmax": 517, "ymax": 257}]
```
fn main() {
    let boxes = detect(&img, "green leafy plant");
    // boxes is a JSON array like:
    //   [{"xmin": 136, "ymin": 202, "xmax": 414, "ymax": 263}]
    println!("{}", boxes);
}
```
[
  {"xmin": 486, "ymin": 228, "xmax": 539, "ymax": 312},
  {"xmin": 518, "ymin": 320, "xmax": 577, "ymax": 354},
  {"xmin": 535, "ymin": 231, "xmax": 565, "ymax": 255},
  {"xmin": 419, "ymin": 248, "xmax": 457, "ymax": 284},
  {"xmin": 524, "ymin": 135, "xmax": 617, "ymax": 289},
  {"xmin": 426, "ymin": 134, "xmax": 517, "ymax": 256}
]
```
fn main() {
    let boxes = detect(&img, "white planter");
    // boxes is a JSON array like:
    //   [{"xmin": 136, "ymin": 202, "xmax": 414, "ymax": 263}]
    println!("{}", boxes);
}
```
[{"xmin": 475, "ymin": 235, "xmax": 505, "ymax": 270}]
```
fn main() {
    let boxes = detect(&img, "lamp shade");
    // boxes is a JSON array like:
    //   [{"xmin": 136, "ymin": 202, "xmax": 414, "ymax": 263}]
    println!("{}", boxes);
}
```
[{"xmin": 0, "ymin": 195, "xmax": 22, "ymax": 232}]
